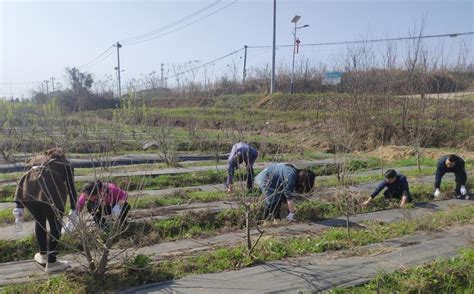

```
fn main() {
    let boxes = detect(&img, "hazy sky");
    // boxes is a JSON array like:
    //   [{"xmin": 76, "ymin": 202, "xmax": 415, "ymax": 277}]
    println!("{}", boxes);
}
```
[{"xmin": 1, "ymin": 0, "xmax": 472, "ymax": 98}]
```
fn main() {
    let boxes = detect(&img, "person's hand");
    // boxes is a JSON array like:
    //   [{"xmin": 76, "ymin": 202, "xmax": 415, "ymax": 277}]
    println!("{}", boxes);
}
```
[
  {"xmin": 286, "ymin": 212, "xmax": 295, "ymax": 221},
  {"xmin": 460, "ymin": 185, "xmax": 467, "ymax": 196},
  {"xmin": 433, "ymin": 189, "xmax": 441, "ymax": 198},
  {"xmin": 226, "ymin": 185, "xmax": 234, "ymax": 193},
  {"xmin": 362, "ymin": 198, "xmax": 372, "ymax": 207},
  {"xmin": 112, "ymin": 204, "xmax": 121, "ymax": 217},
  {"xmin": 12, "ymin": 208, "xmax": 24, "ymax": 218}
]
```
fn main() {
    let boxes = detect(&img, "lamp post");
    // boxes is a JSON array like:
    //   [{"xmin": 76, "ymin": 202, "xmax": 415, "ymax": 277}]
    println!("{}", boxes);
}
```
[
  {"xmin": 290, "ymin": 15, "xmax": 308, "ymax": 94},
  {"xmin": 270, "ymin": 0, "xmax": 277, "ymax": 94}
]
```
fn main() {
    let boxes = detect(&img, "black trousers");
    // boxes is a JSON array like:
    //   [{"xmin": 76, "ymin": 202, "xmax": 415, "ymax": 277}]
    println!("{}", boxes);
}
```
[
  {"xmin": 246, "ymin": 166, "xmax": 255, "ymax": 190},
  {"xmin": 86, "ymin": 201, "xmax": 131, "ymax": 228},
  {"xmin": 263, "ymin": 195, "xmax": 286, "ymax": 220},
  {"xmin": 383, "ymin": 190, "xmax": 412, "ymax": 202},
  {"xmin": 23, "ymin": 201, "xmax": 63, "ymax": 263},
  {"xmin": 454, "ymin": 174, "xmax": 466, "ymax": 195}
]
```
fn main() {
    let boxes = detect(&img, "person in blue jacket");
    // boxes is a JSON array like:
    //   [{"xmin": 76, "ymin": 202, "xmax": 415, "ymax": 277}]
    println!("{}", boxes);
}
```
[
  {"xmin": 226, "ymin": 142, "xmax": 258, "ymax": 193},
  {"xmin": 255, "ymin": 163, "xmax": 316, "ymax": 221},
  {"xmin": 362, "ymin": 169, "xmax": 411, "ymax": 207},
  {"xmin": 433, "ymin": 154, "xmax": 469, "ymax": 200}
]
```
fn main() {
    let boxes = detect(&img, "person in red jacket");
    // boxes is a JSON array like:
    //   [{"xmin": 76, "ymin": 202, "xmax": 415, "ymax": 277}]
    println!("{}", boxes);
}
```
[{"xmin": 77, "ymin": 180, "xmax": 130, "ymax": 228}]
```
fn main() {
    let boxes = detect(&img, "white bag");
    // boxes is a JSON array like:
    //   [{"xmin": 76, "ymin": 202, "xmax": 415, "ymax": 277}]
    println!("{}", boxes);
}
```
[{"xmin": 62, "ymin": 220, "xmax": 76, "ymax": 234}]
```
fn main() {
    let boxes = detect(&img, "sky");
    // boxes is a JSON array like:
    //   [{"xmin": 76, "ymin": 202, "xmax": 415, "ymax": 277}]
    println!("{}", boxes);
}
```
[{"xmin": 0, "ymin": 0, "xmax": 473, "ymax": 98}]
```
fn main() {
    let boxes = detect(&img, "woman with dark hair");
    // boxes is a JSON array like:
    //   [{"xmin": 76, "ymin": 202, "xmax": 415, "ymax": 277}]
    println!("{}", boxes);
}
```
[
  {"xmin": 77, "ymin": 180, "xmax": 130, "ymax": 228},
  {"xmin": 255, "ymin": 163, "xmax": 316, "ymax": 221},
  {"xmin": 14, "ymin": 147, "xmax": 77, "ymax": 273}
]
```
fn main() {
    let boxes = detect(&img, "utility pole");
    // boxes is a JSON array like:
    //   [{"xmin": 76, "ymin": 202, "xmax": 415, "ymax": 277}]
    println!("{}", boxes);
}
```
[
  {"xmin": 160, "ymin": 63, "xmax": 164, "ymax": 86},
  {"xmin": 114, "ymin": 42, "xmax": 122, "ymax": 98},
  {"xmin": 242, "ymin": 45, "xmax": 248, "ymax": 84},
  {"xmin": 44, "ymin": 80, "xmax": 50, "ymax": 94},
  {"xmin": 270, "ymin": 0, "xmax": 277, "ymax": 94},
  {"xmin": 50, "ymin": 76, "xmax": 55, "ymax": 92}
]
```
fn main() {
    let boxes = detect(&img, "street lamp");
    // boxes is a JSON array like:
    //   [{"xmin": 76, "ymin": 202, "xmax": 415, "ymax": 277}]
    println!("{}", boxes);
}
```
[{"xmin": 290, "ymin": 15, "xmax": 309, "ymax": 94}]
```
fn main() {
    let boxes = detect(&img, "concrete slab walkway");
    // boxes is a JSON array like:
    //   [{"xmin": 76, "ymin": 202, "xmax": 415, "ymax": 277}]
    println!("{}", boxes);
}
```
[{"xmin": 122, "ymin": 225, "xmax": 473, "ymax": 293}]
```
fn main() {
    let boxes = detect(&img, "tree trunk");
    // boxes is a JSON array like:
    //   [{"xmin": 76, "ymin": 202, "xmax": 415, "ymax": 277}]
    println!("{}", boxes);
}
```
[{"xmin": 245, "ymin": 209, "xmax": 251, "ymax": 251}]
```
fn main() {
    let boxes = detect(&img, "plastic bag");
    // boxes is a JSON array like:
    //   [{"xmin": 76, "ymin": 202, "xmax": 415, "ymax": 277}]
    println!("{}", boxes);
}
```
[{"xmin": 62, "ymin": 220, "xmax": 76, "ymax": 235}]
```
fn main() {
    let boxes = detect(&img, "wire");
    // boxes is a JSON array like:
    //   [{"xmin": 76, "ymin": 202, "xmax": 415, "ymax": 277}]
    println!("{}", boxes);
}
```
[
  {"xmin": 77, "ymin": 45, "xmax": 114, "ymax": 69},
  {"xmin": 80, "ymin": 50, "xmax": 115, "ymax": 70},
  {"xmin": 0, "ymin": 81, "xmax": 43, "ymax": 85},
  {"xmin": 120, "ymin": 1, "xmax": 222, "ymax": 44},
  {"xmin": 247, "ymin": 31, "xmax": 474, "ymax": 49},
  {"xmin": 4, "ymin": 30, "xmax": 471, "ymax": 87},
  {"xmin": 165, "ymin": 47, "xmax": 244, "ymax": 80},
  {"xmin": 124, "ymin": 1, "xmax": 238, "ymax": 46}
]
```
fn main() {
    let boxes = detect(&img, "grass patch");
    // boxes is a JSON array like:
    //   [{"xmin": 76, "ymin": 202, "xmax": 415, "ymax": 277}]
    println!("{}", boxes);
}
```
[
  {"xmin": 332, "ymin": 246, "xmax": 474, "ymax": 293},
  {"xmin": 316, "ymin": 167, "xmax": 435, "ymax": 188},
  {"xmin": 132, "ymin": 190, "xmax": 228, "ymax": 209}
]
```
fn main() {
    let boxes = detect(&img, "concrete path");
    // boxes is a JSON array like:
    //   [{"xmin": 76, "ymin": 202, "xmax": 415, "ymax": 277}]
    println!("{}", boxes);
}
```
[
  {"xmin": 400, "ymin": 91, "xmax": 474, "ymax": 100},
  {"xmin": 123, "ymin": 225, "xmax": 474, "ymax": 293},
  {"xmin": 0, "ymin": 153, "xmax": 229, "ymax": 173},
  {"xmin": 0, "ymin": 199, "xmax": 471, "ymax": 288},
  {"xmin": 0, "ymin": 159, "xmax": 333, "ymax": 187}
]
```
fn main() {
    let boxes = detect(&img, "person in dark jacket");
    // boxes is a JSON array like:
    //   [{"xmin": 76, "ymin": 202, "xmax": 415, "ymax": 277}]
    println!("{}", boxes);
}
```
[
  {"xmin": 362, "ymin": 169, "xmax": 411, "ymax": 207},
  {"xmin": 255, "ymin": 163, "xmax": 315, "ymax": 221},
  {"xmin": 14, "ymin": 147, "xmax": 77, "ymax": 273},
  {"xmin": 226, "ymin": 142, "xmax": 258, "ymax": 193},
  {"xmin": 433, "ymin": 154, "xmax": 469, "ymax": 200}
]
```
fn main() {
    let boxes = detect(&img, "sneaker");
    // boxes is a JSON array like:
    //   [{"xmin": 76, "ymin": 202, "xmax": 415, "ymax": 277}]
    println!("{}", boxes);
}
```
[
  {"xmin": 45, "ymin": 260, "xmax": 70, "ymax": 273},
  {"xmin": 34, "ymin": 253, "xmax": 47, "ymax": 265}
]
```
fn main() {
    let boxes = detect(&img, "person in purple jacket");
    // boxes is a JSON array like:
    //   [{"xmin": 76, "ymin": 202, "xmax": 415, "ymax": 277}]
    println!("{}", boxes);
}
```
[
  {"xmin": 226, "ymin": 142, "xmax": 258, "ymax": 193},
  {"xmin": 77, "ymin": 180, "xmax": 130, "ymax": 228}
]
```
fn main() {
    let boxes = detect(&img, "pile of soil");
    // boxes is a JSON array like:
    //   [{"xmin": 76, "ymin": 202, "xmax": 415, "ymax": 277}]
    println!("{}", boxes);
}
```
[{"xmin": 367, "ymin": 145, "xmax": 474, "ymax": 161}]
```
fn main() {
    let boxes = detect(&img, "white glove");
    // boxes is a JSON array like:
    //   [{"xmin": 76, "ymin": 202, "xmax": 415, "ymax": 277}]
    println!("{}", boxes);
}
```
[
  {"xmin": 286, "ymin": 212, "xmax": 295, "ymax": 221},
  {"xmin": 12, "ymin": 208, "xmax": 24, "ymax": 218},
  {"xmin": 112, "ymin": 204, "xmax": 121, "ymax": 217},
  {"xmin": 460, "ymin": 185, "xmax": 467, "ymax": 196},
  {"xmin": 433, "ymin": 189, "xmax": 441, "ymax": 198},
  {"xmin": 69, "ymin": 209, "xmax": 78, "ymax": 222}
]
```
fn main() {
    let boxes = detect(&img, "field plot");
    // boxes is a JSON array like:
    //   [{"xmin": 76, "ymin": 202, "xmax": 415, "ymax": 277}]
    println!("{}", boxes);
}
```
[{"xmin": 1, "ymin": 55, "xmax": 474, "ymax": 293}]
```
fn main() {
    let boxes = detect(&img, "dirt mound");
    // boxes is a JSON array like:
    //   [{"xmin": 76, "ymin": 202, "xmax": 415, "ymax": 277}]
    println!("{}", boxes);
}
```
[
  {"xmin": 367, "ymin": 146, "xmax": 415, "ymax": 161},
  {"xmin": 459, "ymin": 136, "xmax": 474, "ymax": 151},
  {"xmin": 367, "ymin": 145, "xmax": 474, "ymax": 161}
]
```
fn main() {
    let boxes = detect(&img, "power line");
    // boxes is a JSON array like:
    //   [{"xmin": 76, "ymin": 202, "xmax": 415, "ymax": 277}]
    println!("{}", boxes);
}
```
[
  {"xmin": 120, "ymin": 0, "xmax": 222, "ymax": 44},
  {"xmin": 80, "ymin": 50, "xmax": 115, "ymax": 70},
  {"xmin": 164, "ymin": 47, "xmax": 244, "ymax": 80},
  {"xmin": 4, "ymin": 30, "xmax": 471, "ymax": 87},
  {"xmin": 77, "ymin": 45, "xmax": 114, "ymax": 69},
  {"xmin": 0, "ymin": 81, "xmax": 43, "ymax": 85},
  {"xmin": 248, "ymin": 31, "xmax": 474, "ymax": 49},
  {"xmin": 124, "ymin": 1, "xmax": 238, "ymax": 46}
]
